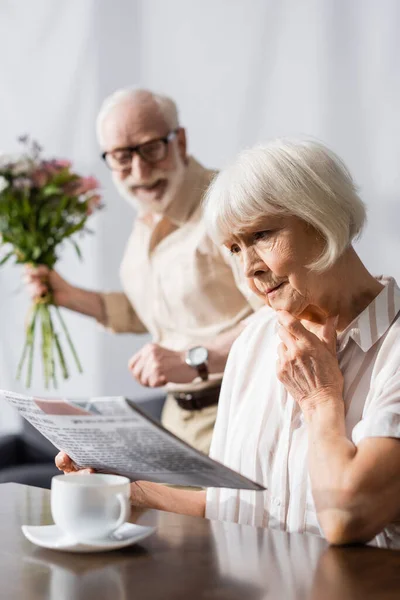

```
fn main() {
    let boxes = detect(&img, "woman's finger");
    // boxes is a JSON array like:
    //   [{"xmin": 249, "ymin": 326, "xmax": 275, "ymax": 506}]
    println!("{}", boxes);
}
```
[
  {"xmin": 55, "ymin": 451, "xmax": 78, "ymax": 473},
  {"xmin": 277, "ymin": 310, "xmax": 316, "ymax": 343},
  {"xmin": 277, "ymin": 324, "xmax": 297, "ymax": 354},
  {"xmin": 277, "ymin": 342, "xmax": 287, "ymax": 364},
  {"xmin": 320, "ymin": 315, "xmax": 338, "ymax": 353},
  {"xmin": 72, "ymin": 468, "xmax": 95, "ymax": 475}
]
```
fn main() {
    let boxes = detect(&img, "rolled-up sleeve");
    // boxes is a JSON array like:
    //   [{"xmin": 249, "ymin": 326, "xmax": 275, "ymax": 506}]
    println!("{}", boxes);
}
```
[
  {"xmin": 352, "ymin": 370, "xmax": 400, "ymax": 445},
  {"xmin": 97, "ymin": 292, "xmax": 148, "ymax": 334}
]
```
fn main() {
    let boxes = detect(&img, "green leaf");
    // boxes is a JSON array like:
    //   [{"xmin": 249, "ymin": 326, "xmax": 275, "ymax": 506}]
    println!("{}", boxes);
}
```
[
  {"xmin": 0, "ymin": 250, "xmax": 14, "ymax": 265},
  {"xmin": 69, "ymin": 238, "xmax": 82, "ymax": 261},
  {"xmin": 38, "ymin": 212, "xmax": 50, "ymax": 228},
  {"xmin": 52, "ymin": 170, "xmax": 75, "ymax": 186},
  {"xmin": 32, "ymin": 246, "xmax": 42, "ymax": 260},
  {"xmin": 42, "ymin": 184, "xmax": 62, "ymax": 197}
]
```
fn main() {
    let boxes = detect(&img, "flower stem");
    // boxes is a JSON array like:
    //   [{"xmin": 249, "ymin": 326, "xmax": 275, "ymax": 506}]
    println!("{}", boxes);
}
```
[
  {"xmin": 46, "ymin": 309, "xmax": 58, "ymax": 388},
  {"xmin": 24, "ymin": 305, "xmax": 39, "ymax": 388},
  {"xmin": 16, "ymin": 339, "xmax": 29, "ymax": 381},
  {"xmin": 54, "ymin": 331, "xmax": 69, "ymax": 380},
  {"xmin": 40, "ymin": 305, "xmax": 50, "ymax": 389},
  {"xmin": 16, "ymin": 295, "xmax": 82, "ymax": 388},
  {"xmin": 54, "ymin": 306, "xmax": 83, "ymax": 373}
]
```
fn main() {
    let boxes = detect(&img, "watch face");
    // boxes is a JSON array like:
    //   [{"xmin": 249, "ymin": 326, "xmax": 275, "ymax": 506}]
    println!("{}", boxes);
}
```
[{"xmin": 188, "ymin": 346, "xmax": 208, "ymax": 366}]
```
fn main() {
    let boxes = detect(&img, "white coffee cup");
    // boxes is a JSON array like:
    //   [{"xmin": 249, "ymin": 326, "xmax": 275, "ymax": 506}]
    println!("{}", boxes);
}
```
[{"xmin": 51, "ymin": 473, "xmax": 131, "ymax": 542}]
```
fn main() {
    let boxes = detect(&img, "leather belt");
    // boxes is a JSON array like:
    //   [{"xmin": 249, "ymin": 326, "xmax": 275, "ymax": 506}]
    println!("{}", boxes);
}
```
[{"xmin": 172, "ymin": 384, "xmax": 221, "ymax": 411}]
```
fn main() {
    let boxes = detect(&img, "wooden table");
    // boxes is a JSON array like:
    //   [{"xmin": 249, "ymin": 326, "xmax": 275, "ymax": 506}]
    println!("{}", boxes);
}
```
[{"xmin": 0, "ymin": 483, "xmax": 399, "ymax": 599}]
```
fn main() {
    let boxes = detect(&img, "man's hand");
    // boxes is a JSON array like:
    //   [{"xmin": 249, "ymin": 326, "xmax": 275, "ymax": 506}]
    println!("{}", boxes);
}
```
[
  {"xmin": 24, "ymin": 265, "xmax": 106, "ymax": 321},
  {"xmin": 128, "ymin": 343, "xmax": 197, "ymax": 387},
  {"xmin": 24, "ymin": 265, "xmax": 73, "ymax": 307}
]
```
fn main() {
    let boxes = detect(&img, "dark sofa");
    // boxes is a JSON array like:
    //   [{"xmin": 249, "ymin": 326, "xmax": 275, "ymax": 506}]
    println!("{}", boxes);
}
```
[{"xmin": 0, "ymin": 394, "xmax": 165, "ymax": 489}]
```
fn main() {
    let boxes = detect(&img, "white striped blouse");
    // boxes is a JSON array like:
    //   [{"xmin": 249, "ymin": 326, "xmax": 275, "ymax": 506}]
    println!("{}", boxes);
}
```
[{"xmin": 206, "ymin": 276, "xmax": 400, "ymax": 548}]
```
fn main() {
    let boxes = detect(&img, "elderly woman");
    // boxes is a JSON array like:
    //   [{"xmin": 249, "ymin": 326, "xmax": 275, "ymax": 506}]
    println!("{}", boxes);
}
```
[{"xmin": 58, "ymin": 139, "xmax": 400, "ymax": 546}]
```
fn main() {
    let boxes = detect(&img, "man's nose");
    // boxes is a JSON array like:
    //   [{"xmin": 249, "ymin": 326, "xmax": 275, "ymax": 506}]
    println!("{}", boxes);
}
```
[
  {"xmin": 130, "ymin": 152, "xmax": 152, "ymax": 180},
  {"xmin": 242, "ymin": 247, "xmax": 267, "ymax": 278}
]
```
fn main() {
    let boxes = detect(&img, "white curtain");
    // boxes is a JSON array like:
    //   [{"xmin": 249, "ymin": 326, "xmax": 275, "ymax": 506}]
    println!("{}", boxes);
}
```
[{"xmin": 1, "ymin": 0, "xmax": 399, "ymax": 431}]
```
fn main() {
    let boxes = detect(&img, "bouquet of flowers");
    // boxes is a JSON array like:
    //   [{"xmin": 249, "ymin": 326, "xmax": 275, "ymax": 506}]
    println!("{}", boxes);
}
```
[{"xmin": 0, "ymin": 135, "xmax": 102, "ymax": 388}]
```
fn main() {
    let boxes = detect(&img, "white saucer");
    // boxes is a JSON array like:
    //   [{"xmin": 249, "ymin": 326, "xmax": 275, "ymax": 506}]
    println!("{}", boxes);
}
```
[{"xmin": 22, "ymin": 522, "xmax": 155, "ymax": 553}]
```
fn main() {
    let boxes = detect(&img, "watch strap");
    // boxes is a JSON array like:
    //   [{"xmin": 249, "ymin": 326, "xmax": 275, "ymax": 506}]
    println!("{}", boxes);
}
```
[{"xmin": 196, "ymin": 362, "xmax": 209, "ymax": 381}]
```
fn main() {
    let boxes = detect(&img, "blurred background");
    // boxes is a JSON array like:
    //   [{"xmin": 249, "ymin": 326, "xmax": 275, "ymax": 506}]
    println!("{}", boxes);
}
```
[{"xmin": 1, "ymin": 0, "xmax": 399, "ymax": 433}]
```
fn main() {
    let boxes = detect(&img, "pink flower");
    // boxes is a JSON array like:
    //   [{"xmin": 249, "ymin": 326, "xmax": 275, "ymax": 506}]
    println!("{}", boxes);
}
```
[
  {"xmin": 32, "ymin": 168, "xmax": 50, "ymax": 187},
  {"xmin": 79, "ymin": 176, "xmax": 100, "ymax": 193},
  {"xmin": 64, "ymin": 176, "xmax": 100, "ymax": 197},
  {"xmin": 41, "ymin": 159, "xmax": 71, "ymax": 176},
  {"xmin": 41, "ymin": 161, "xmax": 58, "ymax": 176},
  {"xmin": 52, "ymin": 159, "xmax": 71, "ymax": 169}
]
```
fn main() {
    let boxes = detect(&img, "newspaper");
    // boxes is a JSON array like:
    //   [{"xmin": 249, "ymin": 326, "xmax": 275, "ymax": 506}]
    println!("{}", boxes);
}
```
[{"xmin": 0, "ymin": 390, "xmax": 265, "ymax": 491}]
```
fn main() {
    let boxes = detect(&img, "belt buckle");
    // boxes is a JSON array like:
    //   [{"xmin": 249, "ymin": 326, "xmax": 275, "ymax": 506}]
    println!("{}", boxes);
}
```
[{"xmin": 178, "ymin": 392, "xmax": 201, "ymax": 411}]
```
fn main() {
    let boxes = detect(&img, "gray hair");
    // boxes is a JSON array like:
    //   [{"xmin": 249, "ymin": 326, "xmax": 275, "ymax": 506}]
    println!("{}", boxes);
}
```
[
  {"xmin": 96, "ymin": 87, "xmax": 179, "ymax": 145},
  {"xmin": 203, "ymin": 138, "xmax": 367, "ymax": 271}
]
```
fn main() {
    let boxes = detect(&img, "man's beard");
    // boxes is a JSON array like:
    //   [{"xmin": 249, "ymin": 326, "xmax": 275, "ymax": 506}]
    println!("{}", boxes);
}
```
[{"xmin": 112, "ymin": 151, "xmax": 186, "ymax": 215}]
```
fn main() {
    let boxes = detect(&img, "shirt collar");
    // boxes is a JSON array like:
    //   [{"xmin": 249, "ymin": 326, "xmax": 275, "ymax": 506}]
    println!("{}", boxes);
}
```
[
  {"xmin": 138, "ymin": 156, "xmax": 215, "ymax": 227},
  {"xmin": 337, "ymin": 276, "xmax": 400, "ymax": 353}
]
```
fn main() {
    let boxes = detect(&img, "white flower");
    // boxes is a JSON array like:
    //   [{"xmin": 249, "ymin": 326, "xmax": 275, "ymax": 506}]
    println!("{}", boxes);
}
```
[
  {"xmin": 0, "ymin": 175, "xmax": 9, "ymax": 193},
  {"xmin": 0, "ymin": 153, "xmax": 17, "ymax": 169},
  {"xmin": 12, "ymin": 158, "xmax": 32, "ymax": 176}
]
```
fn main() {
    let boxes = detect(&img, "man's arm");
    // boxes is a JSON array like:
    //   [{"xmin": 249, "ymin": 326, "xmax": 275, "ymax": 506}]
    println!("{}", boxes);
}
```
[
  {"xmin": 24, "ymin": 264, "xmax": 106, "ymax": 321},
  {"xmin": 24, "ymin": 265, "xmax": 147, "ymax": 333},
  {"xmin": 98, "ymin": 292, "xmax": 148, "ymax": 334},
  {"xmin": 128, "ymin": 321, "xmax": 248, "ymax": 387},
  {"xmin": 206, "ymin": 321, "xmax": 247, "ymax": 374}
]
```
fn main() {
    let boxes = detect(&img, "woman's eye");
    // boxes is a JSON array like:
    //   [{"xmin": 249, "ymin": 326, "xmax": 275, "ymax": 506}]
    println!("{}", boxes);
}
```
[
  {"xmin": 253, "ymin": 230, "xmax": 271, "ymax": 242},
  {"xmin": 230, "ymin": 244, "xmax": 241, "ymax": 255}
]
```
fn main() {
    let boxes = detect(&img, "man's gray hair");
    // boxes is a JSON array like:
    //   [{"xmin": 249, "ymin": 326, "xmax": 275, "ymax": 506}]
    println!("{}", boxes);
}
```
[
  {"xmin": 203, "ymin": 138, "xmax": 367, "ymax": 271},
  {"xmin": 96, "ymin": 87, "xmax": 179, "ymax": 145}
]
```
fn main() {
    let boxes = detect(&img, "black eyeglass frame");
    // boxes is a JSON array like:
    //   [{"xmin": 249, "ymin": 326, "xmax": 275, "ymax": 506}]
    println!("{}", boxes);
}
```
[{"xmin": 101, "ymin": 129, "xmax": 180, "ymax": 170}]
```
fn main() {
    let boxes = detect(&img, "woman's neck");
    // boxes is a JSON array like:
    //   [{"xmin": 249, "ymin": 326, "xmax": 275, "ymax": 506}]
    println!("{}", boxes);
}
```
[{"xmin": 299, "ymin": 248, "xmax": 384, "ymax": 331}]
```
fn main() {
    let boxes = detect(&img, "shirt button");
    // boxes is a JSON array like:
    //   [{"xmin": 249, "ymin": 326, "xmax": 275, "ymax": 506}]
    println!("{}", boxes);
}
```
[{"xmin": 273, "ymin": 498, "xmax": 281, "ymax": 506}]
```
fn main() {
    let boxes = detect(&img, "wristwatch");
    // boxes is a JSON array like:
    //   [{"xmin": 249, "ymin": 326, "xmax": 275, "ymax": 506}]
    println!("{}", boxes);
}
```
[{"xmin": 185, "ymin": 346, "xmax": 209, "ymax": 381}]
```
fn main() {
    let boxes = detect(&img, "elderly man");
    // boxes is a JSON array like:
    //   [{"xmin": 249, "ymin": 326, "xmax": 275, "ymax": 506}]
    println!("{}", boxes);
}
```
[{"xmin": 26, "ymin": 88, "xmax": 261, "ymax": 453}]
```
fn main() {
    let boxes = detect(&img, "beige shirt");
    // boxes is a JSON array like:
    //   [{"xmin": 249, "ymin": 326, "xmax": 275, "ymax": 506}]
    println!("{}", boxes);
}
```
[
  {"xmin": 206, "ymin": 276, "xmax": 400, "ymax": 549},
  {"xmin": 99, "ymin": 157, "xmax": 262, "ymax": 390}
]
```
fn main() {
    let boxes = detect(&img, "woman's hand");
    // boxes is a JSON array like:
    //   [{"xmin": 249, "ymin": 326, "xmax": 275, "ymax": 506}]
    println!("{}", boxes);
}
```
[
  {"xmin": 276, "ymin": 310, "xmax": 344, "ymax": 414},
  {"xmin": 55, "ymin": 452, "xmax": 145, "ymax": 507},
  {"xmin": 55, "ymin": 451, "xmax": 95, "ymax": 475},
  {"xmin": 55, "ymin": 452, "xmax": 205, "ymax": 514}
]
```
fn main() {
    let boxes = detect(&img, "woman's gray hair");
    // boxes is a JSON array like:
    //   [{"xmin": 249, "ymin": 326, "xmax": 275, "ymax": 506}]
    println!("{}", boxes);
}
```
[
  {"xmin": 96, "ymin": 87, "xmax": 179, "ymax": 145},
  {"xmin": 203, "ymin": 138, "xmax": 367, "ymax": 271}
]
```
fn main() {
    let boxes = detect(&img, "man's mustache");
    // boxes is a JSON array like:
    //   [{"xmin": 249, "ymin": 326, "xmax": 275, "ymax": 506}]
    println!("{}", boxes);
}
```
[{"xmin": 123, "ymin": 173, "xmax": 166, "ymax": 190}]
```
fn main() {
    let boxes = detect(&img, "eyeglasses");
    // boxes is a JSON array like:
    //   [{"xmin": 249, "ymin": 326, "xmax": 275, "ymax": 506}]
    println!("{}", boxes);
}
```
[{"xmin": 101, "ymin": 129, "xmax": 179, "ymax": 171}]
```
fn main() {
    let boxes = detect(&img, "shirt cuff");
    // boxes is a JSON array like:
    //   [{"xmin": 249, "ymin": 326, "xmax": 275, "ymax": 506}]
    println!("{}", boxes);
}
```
[{"xmin": 98, "ymin": 292, "xmax": 146, "ymax": 333}]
